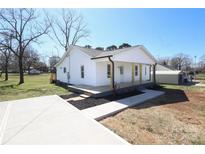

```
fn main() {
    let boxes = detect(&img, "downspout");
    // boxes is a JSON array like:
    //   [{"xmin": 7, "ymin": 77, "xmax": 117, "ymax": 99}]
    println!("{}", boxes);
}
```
[{"xmin": 108, "ymin": 56, "xmax": 115, "ymax": 90}]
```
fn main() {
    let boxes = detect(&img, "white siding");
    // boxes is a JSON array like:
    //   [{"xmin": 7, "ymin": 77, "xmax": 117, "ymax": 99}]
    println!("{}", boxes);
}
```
[
  {"xmin": 69, "ymin": 49, "xmax": 96, "ymax": 86},
  {"xmin": 95, "ymin": 61, "xmax": 110, "ymax": 86},
  {"xmin": 113, "ymin": 47, "xmax": 155, "ymax": 65},
  {"xmin": 114, "ymin": 62, "xmax": 132, "ymax": 83},
  {"xmin": 96, "ymin": 61, "xmax": 133, "ymax": 86},
  {"xmin": 56, "ymin": 48, "xmax": 96, "ymax": 86},
  {"xmin": 56, "ymin": 56, "xmax": 69, "ymax": 83},
  {"xmin": 142, "ymin": 65, "xmax": 150, "ymax": 81},
  {"xmin": 95, "ymin": 61, "xmax": 150, "ymax": 86},
  {"xmin": 56, "ymin": 46, "xmax": 154, "ymax": 87}
]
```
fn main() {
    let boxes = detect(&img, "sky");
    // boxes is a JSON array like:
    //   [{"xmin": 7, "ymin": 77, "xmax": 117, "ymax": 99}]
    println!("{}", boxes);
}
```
[{"xmin": 36, "ymin": 9, "xmax": 205, "ymax": 63}]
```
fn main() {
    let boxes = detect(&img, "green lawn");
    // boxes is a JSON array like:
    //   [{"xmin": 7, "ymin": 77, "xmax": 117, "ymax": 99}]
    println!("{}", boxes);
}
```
[
  {"xmin": 196, "ymin": 73, "xmax": 205, "ymax": 79},
  {"xmin": 196, "ymin": 73, "xmax": 205, "ymax": 83},
  {"xmin": 159, "ymin": 83, "xmax": 205, "ymax": 92},
  {"xmin": 0, "ymin": 73, "xmax": 70, "ymax": 102}
]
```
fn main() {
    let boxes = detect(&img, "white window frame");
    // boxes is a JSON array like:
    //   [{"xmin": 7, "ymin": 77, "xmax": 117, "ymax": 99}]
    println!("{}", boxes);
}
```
[{"xmin": 119, "ymin": 66, "xmax": 124, "ymax": 75}]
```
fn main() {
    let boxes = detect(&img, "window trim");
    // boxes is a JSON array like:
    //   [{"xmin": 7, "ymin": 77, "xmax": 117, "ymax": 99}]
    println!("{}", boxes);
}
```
[{"xmin": 119, "ymin": 66, "xmax": 124, "ymax": 75}]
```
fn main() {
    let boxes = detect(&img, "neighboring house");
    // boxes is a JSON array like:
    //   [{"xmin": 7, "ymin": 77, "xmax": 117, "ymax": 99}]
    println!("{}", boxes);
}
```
[
  {"xmin": 155, "ymin": 64, "xmax": 187, "ymax": 84},
  {"xmin": 30, "ymin": 68, "xmax": 41, "ymax": 75},
  {"xmin": 55, "ymin": 45, "xmax": 157, "ymax": 88}
]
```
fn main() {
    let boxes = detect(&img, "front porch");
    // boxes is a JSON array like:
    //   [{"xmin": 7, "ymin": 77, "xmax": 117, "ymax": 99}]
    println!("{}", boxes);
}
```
[{"xmin": 68, "ymin": 80, "xmax": 154, "ymax": 97}]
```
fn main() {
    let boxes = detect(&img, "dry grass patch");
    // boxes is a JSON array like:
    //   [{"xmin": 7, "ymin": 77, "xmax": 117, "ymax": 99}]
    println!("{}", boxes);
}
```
[{"xmin": 100, "ymin": 86, "xmax": 205, "ymax": 144}]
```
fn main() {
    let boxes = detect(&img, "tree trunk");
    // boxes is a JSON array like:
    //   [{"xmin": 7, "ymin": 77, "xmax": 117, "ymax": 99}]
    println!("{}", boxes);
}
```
[
  {"xmin": 28, "ymin": 68, "xmax": 30, "ymax": 75},
  {"xmin": 18, "ymin": 56, "xmax": 24, "ymax": 84},
  {"xmin": 4, "ymin": 61, "xmax": 8, "ymax": 81}
]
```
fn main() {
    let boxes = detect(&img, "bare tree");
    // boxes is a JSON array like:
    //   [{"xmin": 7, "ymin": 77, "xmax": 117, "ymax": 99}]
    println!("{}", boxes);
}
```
[
  {"xmin": 45, "ymin": 9, "xmax": 89, "ymax": 52},
  {"xmin": 170, "ymin": 53, "xmax": 192, "ymax": 71},
  {"xmin": 157, "ymin": 57, "xmax": 170, "ymax": 66},
  {"xmin": 49, "ymin": 55, "xmax": 60, "ymax": 68},
  {"xmin": 23, "ymin": 47, "xmax": 40, "ymax": 74},
  {"xmin": 198, "ymin": 55, "xmax": 205, "ymax": 72},
  {"xmin": 0, "ymin": 36, "xmax": 12, "ymax": 80},
  {"xmin": 0, "ymin": 8, "xmax": 50, "ymax": 84},
  {"xmin": 0, "ymin": 52, "xmax": 4, "ymax": 77}
]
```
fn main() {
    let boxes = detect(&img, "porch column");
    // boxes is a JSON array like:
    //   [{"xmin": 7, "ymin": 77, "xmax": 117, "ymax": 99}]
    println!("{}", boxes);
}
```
[
  {"xmin": 152, "ymin": 63, "xmax": 156, "ymax": 84},
  {"xmin": 149, "ymin": 65, "xmax": 151, "ymax": 81},
  {"xmin": 139, "ymin": 64, "xmax": 142, "ymax": 84},
  {"xmin": 108, "ymin": 57, "xmax": 115, "ymax": 90}
]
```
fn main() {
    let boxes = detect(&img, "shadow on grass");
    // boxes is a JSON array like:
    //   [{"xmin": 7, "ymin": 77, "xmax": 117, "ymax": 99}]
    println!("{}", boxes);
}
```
[
  {"xmin": 0, "ymin": 84, "xmax": 18, "ymax": 89},
  {"xmin": 131, "ymin": 85, "xmax": 189, "ymax": 110}
]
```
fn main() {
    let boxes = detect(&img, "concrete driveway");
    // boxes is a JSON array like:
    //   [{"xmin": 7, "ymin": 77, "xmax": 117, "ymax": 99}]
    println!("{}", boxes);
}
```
[{"xmin": 0, "ymin": 95, "xmax": 128, "ymax": 145}]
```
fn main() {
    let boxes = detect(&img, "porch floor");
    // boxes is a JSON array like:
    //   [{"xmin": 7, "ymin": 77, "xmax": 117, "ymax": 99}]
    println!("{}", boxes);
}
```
[{"xmin": 68, "ymin": 80, "xmax": 152, "ymax": 95}]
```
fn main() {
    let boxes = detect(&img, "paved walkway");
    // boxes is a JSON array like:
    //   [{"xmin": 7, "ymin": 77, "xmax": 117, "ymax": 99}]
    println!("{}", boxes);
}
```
[
  {"xmin": 0, "ymin": 95, "xmax": 128, "ymax": 144},
  {"xmin": 82, "ymin": 89, "xmax": 164, "ymax": 120}
]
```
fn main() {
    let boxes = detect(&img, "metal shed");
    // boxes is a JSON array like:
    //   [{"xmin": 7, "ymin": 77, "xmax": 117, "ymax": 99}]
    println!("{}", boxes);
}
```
[
  {"xmin": 154, "ymin": 64, "xmax": 186, "ymax": 85},
  {"xmin": 155, "ymin": 70, "xmax": 184, "ymax": 84}
]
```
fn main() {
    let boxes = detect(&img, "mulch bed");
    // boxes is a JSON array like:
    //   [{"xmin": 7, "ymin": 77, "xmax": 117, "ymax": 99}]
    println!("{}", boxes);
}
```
[{"xmin": 68, "ymin": 90, "xmax": 143, "ymax": 110}]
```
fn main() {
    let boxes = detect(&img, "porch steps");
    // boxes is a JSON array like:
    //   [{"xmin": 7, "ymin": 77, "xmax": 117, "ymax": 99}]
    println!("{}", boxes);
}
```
[{"xmin": 67, "ymin": 85, "xmax": 99, "ymax": 97}]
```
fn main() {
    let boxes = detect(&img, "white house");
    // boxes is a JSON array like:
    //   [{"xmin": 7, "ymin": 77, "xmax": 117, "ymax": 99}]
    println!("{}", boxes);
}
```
[{"xmin": 55, "ymin": 45, "xmax": 157, "ymax": 89}]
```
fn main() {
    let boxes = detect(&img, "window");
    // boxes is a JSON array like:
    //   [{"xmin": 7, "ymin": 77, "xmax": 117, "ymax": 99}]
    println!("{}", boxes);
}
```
[
  {"xmin": 135, "ymin": 65, "xmax": 138, "ymax": 76},
  {"xmin": 81, "ymin": 65, "xmax": 84, "ymax": 78},
  {"xmin": 119, "ymin": 66, "xmax": 124, "ymax": 75},
  {"xmin": 63, "ymin": 67, "xmax": 66, "ymax": 73},
  {"xmin": 145, "ymin": 66, "xmax": 147, "ymax": 75},
  {"xmin": 107, "ymin": 64, "xmax": 111, "ymax": 78}
]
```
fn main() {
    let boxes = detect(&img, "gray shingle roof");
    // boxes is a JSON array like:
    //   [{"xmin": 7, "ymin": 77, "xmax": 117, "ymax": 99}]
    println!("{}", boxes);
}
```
[
  {"xmin": 75, "ymin": 45, "xmax": 141, "ymax": 58},
  {"xmin": 75, "ymin": 46, "xmax": 103, "ymax": 57}
]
